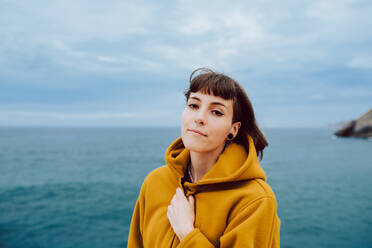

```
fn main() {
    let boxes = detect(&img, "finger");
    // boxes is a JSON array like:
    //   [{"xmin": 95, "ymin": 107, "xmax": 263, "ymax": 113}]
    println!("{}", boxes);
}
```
[
  {"xmin": 176, "ymin": 187, "xmax": 182, "ymax": 197},
  {"xmin": 173, "ymin": 191, "xmax": 181, "ymax": 203},
  {"xmin": 188, "ymin": 195, "xmax": 194, "ymax": 205},
  {"xmin": 178, "ymin": 187, "xmax": 186, "ymax": 196},
  {"xmin": 177, "ymin": 187, "xmax": 186, "ymax": 200},
  {"xmin": 188, "ymin": 195, "xmax": 195, "ymax": 211},
  {"xmin": 166, "ymin": 206, "xmax": 172, "ymax": 221},
  {"xmin": 171, "ymin": 192, "xmax": 178, "ymax": 203},
  {"xmin": 167, "ymin": 205, "xmax": 173, "ymax": 216}
]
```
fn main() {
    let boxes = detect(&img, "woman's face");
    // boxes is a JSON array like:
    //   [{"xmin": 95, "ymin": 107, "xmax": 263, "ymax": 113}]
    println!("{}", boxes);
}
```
[{"xmin": 181, "ymin": 91, "xmax": 240, "ymax": 153}]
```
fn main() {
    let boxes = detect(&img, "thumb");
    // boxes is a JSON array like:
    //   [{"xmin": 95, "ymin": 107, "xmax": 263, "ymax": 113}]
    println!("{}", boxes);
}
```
[{"xmin": 188, "ymin": 195, "xmax": 194, "ymax": 211}]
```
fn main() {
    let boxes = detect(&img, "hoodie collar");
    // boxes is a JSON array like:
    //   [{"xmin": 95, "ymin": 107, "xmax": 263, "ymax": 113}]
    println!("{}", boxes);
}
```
[{"xmin": 165, "ymin": 135, "xmax": 266, "ymax": 193}]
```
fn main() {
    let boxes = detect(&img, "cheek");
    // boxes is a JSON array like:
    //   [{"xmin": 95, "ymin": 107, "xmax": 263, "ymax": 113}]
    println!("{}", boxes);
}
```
[
  {"xmin": 209, "ymin": 121, "xmax": 231, "ymax": 139},
  {"xmin": 181, "ymin": 110, "xmax": 189, "ymax": 134}
]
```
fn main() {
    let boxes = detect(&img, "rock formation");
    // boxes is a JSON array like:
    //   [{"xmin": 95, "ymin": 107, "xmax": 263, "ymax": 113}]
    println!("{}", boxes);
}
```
[{"xmin": 334, "ymin": 109, "xmax": 372, "ymax": 138}]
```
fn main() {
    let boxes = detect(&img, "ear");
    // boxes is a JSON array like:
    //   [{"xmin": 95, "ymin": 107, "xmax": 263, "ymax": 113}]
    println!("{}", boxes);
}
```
[{"xmin": 230, "ymin": 121, "xmax": 241, "ymax": 138}]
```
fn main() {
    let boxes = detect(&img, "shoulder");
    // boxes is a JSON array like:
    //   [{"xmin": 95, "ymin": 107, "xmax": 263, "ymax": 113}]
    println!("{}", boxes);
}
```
[
  {"xmin": 233, "ymin": 179, "xmax": 278, "ymax": 211},
  {"xmin": 249, "ymin": 178, "xmax": 277, "ymax": 200},
  {"xmin": 136, "ymin": 166, "xmax": 169, "ymax": 196},
  {"xmin": 138, "ymin": 165, "xmax": 178, "ymax": 205},
  {"xmin": 142, "ymin": 165, "xmax": 174, "ymax": 186},
  {"xmin": 226, "ymin": 179, "xmax": 279, "ymax": 223}
]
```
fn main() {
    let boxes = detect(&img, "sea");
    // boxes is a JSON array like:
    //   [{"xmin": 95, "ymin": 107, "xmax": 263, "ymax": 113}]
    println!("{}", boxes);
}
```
[{"xmin": 0, "ymin": 127, "xmax": 371, "ymax": 248}]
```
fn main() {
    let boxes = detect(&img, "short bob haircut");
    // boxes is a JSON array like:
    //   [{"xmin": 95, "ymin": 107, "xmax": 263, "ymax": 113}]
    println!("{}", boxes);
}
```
[{"xmin": 184, "ymin": 68, "xmax": 268, "ymax": 160}]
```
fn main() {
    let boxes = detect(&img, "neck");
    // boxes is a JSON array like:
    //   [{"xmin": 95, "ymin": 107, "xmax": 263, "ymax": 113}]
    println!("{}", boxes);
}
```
[{"xmin": 189, "ymin": 143, "xmax": 225, "ymax": 183}]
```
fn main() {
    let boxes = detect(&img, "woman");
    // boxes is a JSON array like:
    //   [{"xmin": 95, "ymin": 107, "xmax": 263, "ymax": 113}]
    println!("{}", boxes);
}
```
[{"xmin": 127, "ymin": 68, "xmax": 280, "ymax": 247}]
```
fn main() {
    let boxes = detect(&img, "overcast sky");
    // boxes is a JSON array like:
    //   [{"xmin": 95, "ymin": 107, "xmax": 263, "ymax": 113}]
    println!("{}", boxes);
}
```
[{"xmin": 1, "ymin": 0, "xmax": 371, "ymax": 127}]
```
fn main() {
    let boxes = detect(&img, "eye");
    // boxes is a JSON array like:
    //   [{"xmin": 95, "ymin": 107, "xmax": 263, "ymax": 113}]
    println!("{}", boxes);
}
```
[
  {"xmin": 188, "ymin": 104, "xmax": 198, "ymax": 109},
  {"xmin": 212, "ymin": 110, "xmax": 224, "ymax": 116}
]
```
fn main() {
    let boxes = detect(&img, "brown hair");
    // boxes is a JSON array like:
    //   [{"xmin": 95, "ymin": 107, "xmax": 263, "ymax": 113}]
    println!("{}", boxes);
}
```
[{"xmin": 184, "ymin": 68, "xmax": 268, "ymax": 160}]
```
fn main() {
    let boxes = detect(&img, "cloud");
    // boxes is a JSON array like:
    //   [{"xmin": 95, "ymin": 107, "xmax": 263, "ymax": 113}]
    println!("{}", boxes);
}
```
[
  {"xmin": 306, "ymin": 0, "xmax": 358, "ymax": 20},
  {"xmin": 0, "ymin": 111, "xmax": 168, "ymax": 119},
  {"xmin": 347, "ymin": 56, "xmax": 372, "ymax": 69},
  {"xmin": 0, "ymin": 110, "xmax": 175, "ymax": 126},
  {"xmin": 50, "ymin": 39, "xmax": 69, "ymax": 51},
  {"xmin": 2, "ymin": 0, "xmax": 370, "ymax": 75},
  {"xmin": 98, "ymin": 56, "xmax": 119, "ymax": 63},
  {"xmin": 1, "ymin": 0, "xmax": 371, "ymax": 127}
]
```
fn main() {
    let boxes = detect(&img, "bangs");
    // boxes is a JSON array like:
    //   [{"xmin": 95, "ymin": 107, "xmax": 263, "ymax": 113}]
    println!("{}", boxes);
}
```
[{"xmin": 185, "ymin": 69, "xmax": 237, "ymax": 100}]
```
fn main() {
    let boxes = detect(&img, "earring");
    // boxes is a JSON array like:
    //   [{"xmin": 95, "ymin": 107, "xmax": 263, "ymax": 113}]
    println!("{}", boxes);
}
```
[{"xmin": 227, "ymin": 133, "xmax": 234, "ymax": 141}]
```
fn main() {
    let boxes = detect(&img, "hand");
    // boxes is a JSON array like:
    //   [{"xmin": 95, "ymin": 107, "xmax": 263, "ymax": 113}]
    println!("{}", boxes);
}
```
[{"xmin": 167, "ymin": 187, "xmax": 195, "ymax": 241}]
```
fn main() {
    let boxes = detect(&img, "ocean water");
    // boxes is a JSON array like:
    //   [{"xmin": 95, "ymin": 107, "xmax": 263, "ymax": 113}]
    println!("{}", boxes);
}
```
[{"xmin": 0, "ymin": 127, "xmax": 371, "ymax": 248}]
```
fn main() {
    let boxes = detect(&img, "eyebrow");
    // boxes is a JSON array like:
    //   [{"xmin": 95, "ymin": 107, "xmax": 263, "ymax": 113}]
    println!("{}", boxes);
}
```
[{"xmin": 189, "ymin": 96, "xmax": 227, "ymax": 108}]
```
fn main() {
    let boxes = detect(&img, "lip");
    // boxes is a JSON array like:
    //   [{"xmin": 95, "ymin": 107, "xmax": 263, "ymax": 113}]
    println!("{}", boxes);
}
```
[{"xmin": 188, "ymin": 129, "xmax": 207, "ymax": 137}]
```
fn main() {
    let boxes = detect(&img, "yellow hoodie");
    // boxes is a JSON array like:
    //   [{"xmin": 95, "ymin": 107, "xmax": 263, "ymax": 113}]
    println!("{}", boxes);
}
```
[{"xmin": 127, "ymin": 135, "xmax": 280, "ymax": 247}]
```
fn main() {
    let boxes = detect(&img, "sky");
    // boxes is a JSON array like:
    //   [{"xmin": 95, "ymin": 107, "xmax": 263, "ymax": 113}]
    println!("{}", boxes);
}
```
[{"xmin": 1, "ymin": 0, "xmax": 371, "ymax": 128}]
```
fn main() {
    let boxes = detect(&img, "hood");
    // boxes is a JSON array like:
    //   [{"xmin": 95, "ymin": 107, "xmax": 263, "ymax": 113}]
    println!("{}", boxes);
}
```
[{"xmin": 165, "ymin": 135, "xmax": 266, "ymax": 192}]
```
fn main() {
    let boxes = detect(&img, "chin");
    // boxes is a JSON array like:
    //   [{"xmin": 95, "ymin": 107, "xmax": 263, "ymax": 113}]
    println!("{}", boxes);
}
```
[
  {"xmin": 182, "ymin": 135, "xmax": 206, "ymax": 152},
  {"xmin": 181, "ymin": 135, "xmax": 218, "ymax": 153}
]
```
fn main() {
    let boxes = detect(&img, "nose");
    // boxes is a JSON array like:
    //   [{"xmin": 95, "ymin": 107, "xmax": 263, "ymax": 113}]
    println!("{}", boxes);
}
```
[{"xmin": 194, "ymin": 108, "xmax": 207, "ymax": 125}]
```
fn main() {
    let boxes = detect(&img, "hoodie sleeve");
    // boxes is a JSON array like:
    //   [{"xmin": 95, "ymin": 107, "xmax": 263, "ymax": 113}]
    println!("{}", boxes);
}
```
[
  {"xmin": 177, "ymin": 196, "xmax": 280, "ymax": 248},
  {"xmin": 127, "ymin": 181, "xmax": 146, "ymax": 248}
]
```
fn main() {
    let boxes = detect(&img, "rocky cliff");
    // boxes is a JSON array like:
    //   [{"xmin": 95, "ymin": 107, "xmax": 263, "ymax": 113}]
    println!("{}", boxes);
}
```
[{"xmin": 334, "ymin": 109, "xmax": 372, "ymax": 138}]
